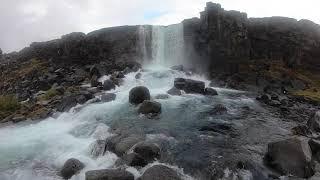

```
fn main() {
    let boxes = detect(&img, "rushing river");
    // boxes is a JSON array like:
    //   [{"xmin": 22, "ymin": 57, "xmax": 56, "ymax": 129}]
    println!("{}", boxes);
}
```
[{"xmin": 0, "ymin": 24, "xmax": 295, "ymax": 180}]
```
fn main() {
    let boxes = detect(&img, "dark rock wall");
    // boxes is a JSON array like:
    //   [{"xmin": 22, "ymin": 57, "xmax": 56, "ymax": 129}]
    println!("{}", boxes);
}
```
[{"xmin": 183, "ymin": 2, "xmax": 320, "ymax": 74}]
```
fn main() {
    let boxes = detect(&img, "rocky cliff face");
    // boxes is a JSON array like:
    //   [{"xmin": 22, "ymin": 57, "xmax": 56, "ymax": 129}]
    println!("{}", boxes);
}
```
[{"xmin": 183, "ymin": 2, "xmax": 320, "ymax": 74}]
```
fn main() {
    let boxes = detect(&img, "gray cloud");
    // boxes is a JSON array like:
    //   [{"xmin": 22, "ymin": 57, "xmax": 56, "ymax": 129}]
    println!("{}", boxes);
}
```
[{"xmin": 0, "ymin": 0, "xmax": 319, "ymax": 53}]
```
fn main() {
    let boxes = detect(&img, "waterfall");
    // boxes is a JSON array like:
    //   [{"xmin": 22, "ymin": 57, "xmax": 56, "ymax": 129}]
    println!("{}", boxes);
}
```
[{"xmin": 139, "ymin": 23, "xmax": 185, "ymax": 66}]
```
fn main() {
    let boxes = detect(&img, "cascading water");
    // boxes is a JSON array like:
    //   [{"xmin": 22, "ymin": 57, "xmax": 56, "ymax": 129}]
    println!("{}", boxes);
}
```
[{"xmin": 0, "ymin": 24, "xmax": 293, "ymax": 180}]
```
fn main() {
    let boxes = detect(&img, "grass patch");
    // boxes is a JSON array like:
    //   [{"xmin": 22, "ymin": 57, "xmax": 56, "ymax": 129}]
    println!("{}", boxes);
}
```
[
  {"xmin": 0, "ymin": 95, "xmax": 20, "ymax": 119},
  {"xmin": 40, "ymin": 88, "xmax": 59, "ymax": 101}
]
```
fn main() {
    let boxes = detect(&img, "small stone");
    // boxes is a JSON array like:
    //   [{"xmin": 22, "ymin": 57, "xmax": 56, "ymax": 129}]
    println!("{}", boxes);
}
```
[{"xmin": 60, "ymin": 158, "xmax": 85, "ymax": 179}]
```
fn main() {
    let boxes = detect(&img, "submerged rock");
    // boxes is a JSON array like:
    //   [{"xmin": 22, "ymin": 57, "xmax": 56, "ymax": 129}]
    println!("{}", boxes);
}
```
[
  {"xmin": 135, "ymin": 72, "xmax": 142, "ymax": 79},
  {"xmin": 133, "ymin": 142, "xmax": 161, "ymax": 162},
  {"xmin": 154, "ymin": 94, "xmax": 169, "ymax": 100},
  {"xmin": 60, "ymin": 158, "xmax": 85, "ymax": 179},
  {"xmin": 138, "ymin": 100, "xmax": 162, "ymax": 115},
  {"xmin": 265, "ymin": 137, "xmax": 314, "ymax": 178},
  {"xmin": 101, "ymin": 93, "xmax": 116, "ymax": 102},
  {"xmin": 167, "ymin": 87, "xmax": 182, "ymax": 96},
  {"xmin": 129, "ymin": 86, "xmax": 151, "ymax": 104},
  {"xmin": 210, "ymin": 104, "xmax": 228, "ymax": 115},
  {"xmin": 140, "ymin": 165, "xmax": 181, "ymax": 180},
  {"xmin": 85, "ymin": 169, "xmax": 134, "ymax": 180},
  {"xmin": 170, "ymin": 65, "xmax": 184, "ymax": 71}
]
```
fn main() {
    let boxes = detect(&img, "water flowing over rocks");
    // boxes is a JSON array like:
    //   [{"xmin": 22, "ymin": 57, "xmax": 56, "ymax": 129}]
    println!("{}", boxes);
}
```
[{"xmin": 0, "ymin": 2, "xmax": 320, "ymax": 180}]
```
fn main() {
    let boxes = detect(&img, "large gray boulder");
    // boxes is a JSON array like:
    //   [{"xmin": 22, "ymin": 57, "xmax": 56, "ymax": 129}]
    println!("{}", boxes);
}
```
[
  {"xmin": 307, "ymin": 111, "xmax": 320, "ymax": 132},
  {"xmin": 174, "ymin": 78, "xmax": 205, "ymax": 94},
  {"xmin": 204, "ymin": 87, "xmax": 218, "ymax": 96},
  {"xmin": 116, "ymin": 152, "xmax": 148, "ymax": 167},
  {"xmin": 103, "ymin": 79, "xmax": 116, "ymax": 91},
  {"xmin": 265, "ymin": 137, "xmax": 314, "ymax": 178},
  {"xmin": 133, "ymin": 142, "xmax": 160, "ymax": 162},
  {"xmin": 139, "ymin": 165, "xmax": 181, "ymax": 180},
  {"xmin": 138, "ymin": 101, "xmax": 161, "ymax": 115},
  {"xmin": 106, "ymin": 134, "xmax": 145, "ymax": 156},
  {"xmin": 85, "ymin": 169, "xmax": 134, "ymax": 180},
  {"xmin": 129, "ymin": 86, "xmax": 150, "ymax": 104},
  {"xmin": 60, "ymin": 158, "xmax": 85, "ymax": 179}
]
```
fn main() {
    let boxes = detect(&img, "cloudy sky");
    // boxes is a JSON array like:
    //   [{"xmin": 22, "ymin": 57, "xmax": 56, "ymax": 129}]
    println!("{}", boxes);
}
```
[{"xmin": 0, "ymin": 0, "xmax": 319, "ymax": 53}]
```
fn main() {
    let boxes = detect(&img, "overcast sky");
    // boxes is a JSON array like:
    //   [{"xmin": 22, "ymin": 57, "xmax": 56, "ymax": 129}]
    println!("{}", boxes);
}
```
[{"xmin": 0, "ymin": 0, "xmax": 319, "ymax": 53}]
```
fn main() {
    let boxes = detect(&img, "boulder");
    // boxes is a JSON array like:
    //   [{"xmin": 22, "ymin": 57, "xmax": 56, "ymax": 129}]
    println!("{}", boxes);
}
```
[
  {"xmin": 167, "ymin": 87, "xmax": 182, "ymax": 96},
  {"xmin": 129, "ymin": 86, "xmax": 150, "ymax": 104},
  {"xmin": 117, "ymin": 152, "xmax": 148, "ymax": 167},
  {"xmin": 89, "ymin": 65, "xmax": 101, "ymax": 78},
  {"xmin": 60, "ymin": 158, "xmax": 85, "ymax": 179},
  {"xmin": 90, "ymin": 140, "xmax": 107, "ymax": 157},
  {"xmin": 139, "ymin": 165, "xmax": 181, "ymax": 180},
  {"xmin": 135, "ymin": 73, "xmax": 142, "ymax": 79},
  {"xmin": 106, "ymin": 134, "xmax": 144, "ymax": 156},
  {"xmin": 256, "ymin": 94, "xmax": 271, "ymax": 103},
  {"xmin": 133, "ymin": 142, "xmax": 160, "ymax": 162},
  {"xmin": 307, "ymin": 111, "xmax": 320, "ymax": 132},
  {"xmin": 204, "ymin": 87, "xmax": 218, "ymax": 96},
  {"xmin": 57, "ymin": 95, "xmax": 78, "ymax": 112},
  {"xmin": 265, "ymin": 137, "xmax": 314, "ymax": 178},
  {"xmin": 85, "ymin": 169, "xmax": 134, "ymax": 180},
  {"xmin": 101, "ymin": 93, "xmax": 116, "ymax": 102},
  {"xmin": 138, "ymin": 101, "xmax": 161, "ymax": 115},
  {"xmin": 103, "ymin": 80, "xmax": 116, "ymax": 91},
  {"xmin": 174, "ymin": 78, "xmax": 205, "ymax": 94}
]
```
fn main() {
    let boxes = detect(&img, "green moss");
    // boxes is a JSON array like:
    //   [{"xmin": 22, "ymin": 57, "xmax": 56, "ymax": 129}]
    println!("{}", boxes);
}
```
[{"xmin": 40, "ymin": 88, "xmax": 59, "ymax": 100}]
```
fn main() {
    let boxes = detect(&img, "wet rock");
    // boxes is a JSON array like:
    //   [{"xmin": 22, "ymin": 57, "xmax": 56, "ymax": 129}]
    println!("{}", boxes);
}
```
[
  {"xmin": 11, "ymin": 115, "xmax": 27, "ymax": 123},
  {"xmin": 204, "ymin": 87, "xmax": 218, "ymax": 96},
  {"xmin": 167, "ymin": 87, "xmax": 182, "ymax": 96},
  {"xmin": 103, "ymin": 80, "xmax": 116, "ymax": 91},
  {"xmin": 90, "ymin": 140, "xmax": 107, "ymax": 157},
  {"xmin": 129, "ymin": 86, "xmax": 150, "ymax": 105},
  {"xmin": 133, "ymin": 142, "xmax": 161, "ymax": 162},
  {"xmin": 60, "ymin": 158, "xmax": 85, "ymax": 179},
  {"xmin": 154, "ymin": 94, "xmax": 169, "ymax": 100},
  {"xmin": 170, "ymin": 65, "xmax": 184, "ymax": 71},
  {"xmin": 135, "ymin": 73, "xmax": 142, "ymax": 79},
  {"xmin": 117, "ymin": 152, "xmax": 148, "ymax": 167},
  {"xmin": 106, "ymin": 134, "xmax": 144, "ymax": 156},
  {"xmin": 307, "ymin": 111, "xmax": 320, "ymax": 132},
  {"xmin": 90, "ymin": 75, "xmax": 101, "ymax": 87},
  {"xmin": 138, "ymin": 100, "xmax": 161, "ymax": 115},
  {"xmin": 101, "ymin": 93, "xmax": 116, "ymax": 102},
  {"xmin": 265, "ymin": 137, "xmax": 314, "ymax": 178},
  {"xmin": 85, "ymin": 169, "xmax": 134, "ymax": 180},
  {"xmin": 89, "ymin": 65, "xmax": 101, "ymax": 78},
  {"xmin": 174, "ymin": 78, "xmax": 205, "ymax": 94},
  {"xmin": 199, "ymin": 121, "xmax": 238, "ymax": 137},
  {"xmin": 56, "ymin": 95, "xmax": 78, "ymax": 112},
  {"xmin": 139, "ymin": 165, "xmax": 181, "ymax": 180}
]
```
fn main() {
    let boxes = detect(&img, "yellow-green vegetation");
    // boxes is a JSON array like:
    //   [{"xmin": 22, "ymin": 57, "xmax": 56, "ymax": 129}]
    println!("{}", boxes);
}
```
[
  {"xmin": 0, "ymin": 95, "xmax": 20, "ymax": 119},
  {"xmin": 39, "ymin": 88, "xmax": 59, "ymax": 101}
]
